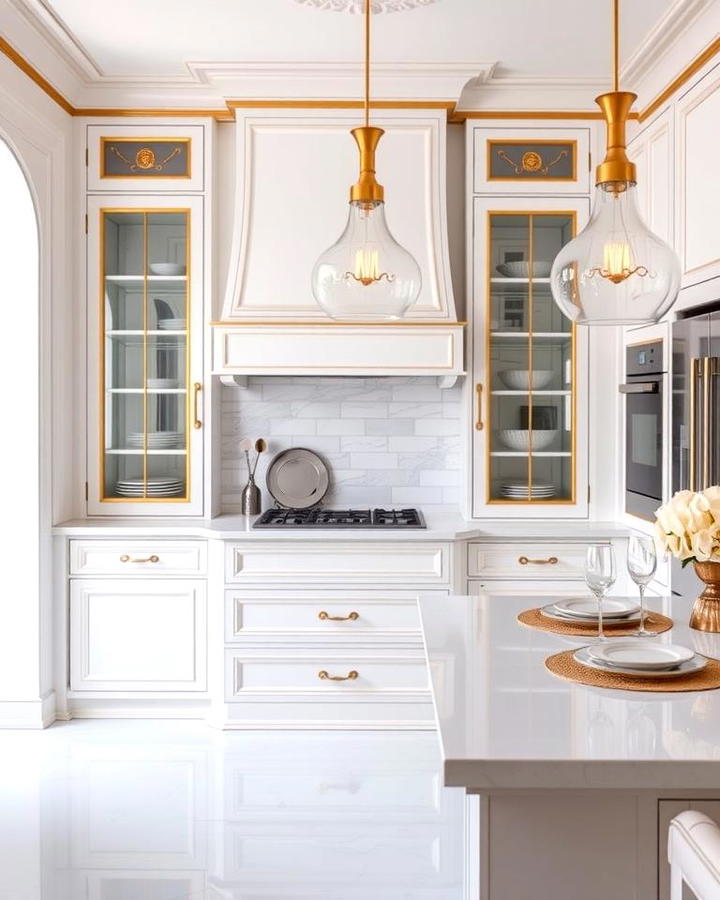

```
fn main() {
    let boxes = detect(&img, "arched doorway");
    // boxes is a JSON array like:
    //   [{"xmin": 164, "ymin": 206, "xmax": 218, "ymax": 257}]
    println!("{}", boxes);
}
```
[{"xmin": 0, "ymin": 136, "xmax": 41, "ymax": 718}]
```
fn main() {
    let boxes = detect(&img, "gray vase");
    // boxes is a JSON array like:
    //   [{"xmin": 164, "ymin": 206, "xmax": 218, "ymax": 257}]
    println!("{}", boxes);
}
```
[{"xmin": 241, "ymin": 474, "xmax": 261, "ymax": 516}]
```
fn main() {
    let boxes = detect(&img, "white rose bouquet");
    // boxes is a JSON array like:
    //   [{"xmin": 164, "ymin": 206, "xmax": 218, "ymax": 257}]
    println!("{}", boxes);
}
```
[{"xmin": 654, "ymin": 487, "xmax": 720, "ymax": 566}]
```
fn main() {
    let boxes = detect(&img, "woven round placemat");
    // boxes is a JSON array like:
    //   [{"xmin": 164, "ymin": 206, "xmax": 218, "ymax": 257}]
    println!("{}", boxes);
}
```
[
  {"xmin": 545, "ymin": 650, "xmax": 720, "ymax": 692},
  {"xmin": 517, "ymin": 607, "xmax": 673, "ymax": 637}
]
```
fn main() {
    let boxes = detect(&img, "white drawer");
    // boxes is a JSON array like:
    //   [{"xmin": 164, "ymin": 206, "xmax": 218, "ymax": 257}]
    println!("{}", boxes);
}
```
[
  {"xmin": 467, "ymin": 542, "xmax": 601, "ymax": 579},
  {"xmin": 225, "ymin": 542, "xmax": 449, "ymax": 585},
  {"xmin": 226, "ymin": 649, "xmax": 428, "ymax": 698},
  {"xmin": 225, "ymin": 589, "xmax": 426, "ymax": 642},
  {"xmin": 70, "ymin": 540, "xmax": 207, "ymax": 576}
]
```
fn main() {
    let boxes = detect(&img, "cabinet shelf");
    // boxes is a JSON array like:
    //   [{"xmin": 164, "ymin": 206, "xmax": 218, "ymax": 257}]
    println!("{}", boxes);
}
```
[
  {"xmin": 490, "ymin": 277, "xmax": 551, "ymax": 285},
  {"xmin": 491, "ymin": 390, "xmax": 571, "ymax": 396},
  {"xmin": 490, "ymin": 451, "xmax": 572, "ymax": 457},
  {"xmin": 490, "ymin": 331, "xmax": 571, "ymax": 339},
  {"xmin": 105, "ymin": 449, "xmax": 187, "ymax": 456},
  {"xmin": 105, "ymin": 275, "xmax": 187, "ymax": 283},
  {"xmin": 106, "ymin": 388, "xmax": 187, "ymax": 394}
]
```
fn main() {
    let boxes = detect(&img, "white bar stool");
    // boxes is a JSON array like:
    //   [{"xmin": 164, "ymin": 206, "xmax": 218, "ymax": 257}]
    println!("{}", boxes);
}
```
[{"xmin": 669, "ymin": 811, "xmax": 720, "ymax": 899}]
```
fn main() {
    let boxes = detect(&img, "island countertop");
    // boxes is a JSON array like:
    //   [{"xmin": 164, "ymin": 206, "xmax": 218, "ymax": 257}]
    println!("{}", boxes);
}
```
[{"xmin": 419, "ymin": 593, "xmax": 720, "ymax": 791}]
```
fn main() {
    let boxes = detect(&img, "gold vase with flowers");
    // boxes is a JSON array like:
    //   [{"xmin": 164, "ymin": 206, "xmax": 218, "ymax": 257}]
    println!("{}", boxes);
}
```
[{"xmin": 655, "ymin": 487, "xmax": 720, "ymax": 632}]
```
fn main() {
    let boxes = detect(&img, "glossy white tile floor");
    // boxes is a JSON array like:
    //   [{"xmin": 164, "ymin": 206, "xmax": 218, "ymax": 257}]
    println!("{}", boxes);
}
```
[{"xmin": 0, "ymin": 721, "xmax": 465, "ymax": 899}]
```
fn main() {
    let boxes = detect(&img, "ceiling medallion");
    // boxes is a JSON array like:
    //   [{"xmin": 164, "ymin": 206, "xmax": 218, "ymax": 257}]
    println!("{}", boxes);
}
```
[{"xmin": 293, "ymin": 0, "xmax": 437, "ymax": 12}]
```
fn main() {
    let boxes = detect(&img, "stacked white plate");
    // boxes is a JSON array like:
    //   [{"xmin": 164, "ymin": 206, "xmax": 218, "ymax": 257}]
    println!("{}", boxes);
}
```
[
  {"xmin": 127, "ymin": 431, "xmax": 182, "ymax": 449},
  {"xmin": 574, "ymin": 639, "xmax": 706, "ymax": 679},
  {"xmin": 114, "ymin": 476, "xmax": 184, "ymax": 497},
  {"xmin": 147, "ymin": 378, "xmax": 178, "ymax": 389},
  {"xmin": 158, "ymin": 318, "xmax": 186, "ymax": 331},
  {"xmin": 541, "ymin": 596, "xmax": 640, "ymax": 623},
  {"xmin": 500, "ymin": 481, "xmax": 556, "ymax": 499}
]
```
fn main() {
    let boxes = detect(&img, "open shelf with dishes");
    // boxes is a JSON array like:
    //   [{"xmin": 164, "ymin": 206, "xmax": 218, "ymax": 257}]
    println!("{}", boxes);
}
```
[
  {"xmin": 471, "ymin": 196, "xmax": 589, "ymax": 518},
  {"xmin": 87, "ymin": 197, "xmax": 204, "ymax": 515}
]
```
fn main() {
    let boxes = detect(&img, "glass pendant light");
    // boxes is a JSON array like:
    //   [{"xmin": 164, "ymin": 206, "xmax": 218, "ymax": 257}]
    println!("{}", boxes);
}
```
[
  {"xmin": 550, "ymin": 0, "xmax": 680, "ymax": 326},
  {"xmin": 311, "ymin": 0, "xmax": 421, "ymax": 320}
]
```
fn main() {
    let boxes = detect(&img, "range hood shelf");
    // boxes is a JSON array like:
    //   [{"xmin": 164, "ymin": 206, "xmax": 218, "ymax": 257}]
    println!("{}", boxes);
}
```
[{"xmin": 212, "ymin": 320, "xmax": 465, "ymax": 385}]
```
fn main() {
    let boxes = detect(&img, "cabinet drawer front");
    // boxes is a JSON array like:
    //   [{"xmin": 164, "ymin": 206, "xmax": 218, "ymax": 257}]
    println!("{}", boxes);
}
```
[
  {"xmin": 226, "ymin": 651, "xmax": 428, "ymax": 697},
  {"xmin": 70, "ymin": 540, "xmax": 207, "ymax": 576},
  {"xmin": 226, "ymin": 590, "xmax": 422, "ymax": 640},
  {"xmin": 225, "ymin": 543, "xmax": 448, "ymax": 585},
  {"xmin": 468, "ymin": 542, "xmax": 597, "ymax": 579}
]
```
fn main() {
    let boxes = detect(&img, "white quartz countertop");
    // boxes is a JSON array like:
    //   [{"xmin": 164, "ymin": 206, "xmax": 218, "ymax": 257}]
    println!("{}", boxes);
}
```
[
  {"xmin": 419, "ymin": 593, "xmax": 720, "ymax": 790},
  {"xmin": 52, "ymin": 512, "xmax": 629, "ymax": 541}
]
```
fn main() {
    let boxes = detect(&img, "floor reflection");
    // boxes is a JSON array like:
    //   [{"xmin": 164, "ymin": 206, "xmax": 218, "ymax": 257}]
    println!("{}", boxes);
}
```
[{"xmin": 0, "ymin": 721, "xmax": 464, "ymax": 899}]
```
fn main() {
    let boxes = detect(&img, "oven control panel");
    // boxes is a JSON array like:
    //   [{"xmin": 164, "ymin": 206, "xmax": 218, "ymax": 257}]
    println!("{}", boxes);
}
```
[{"xmin": 626, "ymin": 340, "xmax": 664, "ymax": 376}]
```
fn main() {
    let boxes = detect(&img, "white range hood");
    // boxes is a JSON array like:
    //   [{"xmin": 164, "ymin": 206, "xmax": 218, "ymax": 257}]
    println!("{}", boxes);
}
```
[{"xmin": 212, "ymin": 107, "xmax": 464, "ymax": 382}]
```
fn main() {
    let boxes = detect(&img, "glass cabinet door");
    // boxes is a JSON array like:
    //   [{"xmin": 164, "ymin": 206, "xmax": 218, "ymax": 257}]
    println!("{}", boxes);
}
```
[
  {"xmin": 486, "ymin": 211, "xmax": 576, "ymax": 505},
  {"xmin": 101, "ymin": 209, "xmax": 190, "ymax": 502}
]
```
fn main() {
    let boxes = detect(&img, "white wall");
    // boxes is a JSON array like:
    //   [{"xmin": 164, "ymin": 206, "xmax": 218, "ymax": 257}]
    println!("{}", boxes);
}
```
[{"xmin": 0, "ymin": 53, "xmax": 73, "ymax": 727}]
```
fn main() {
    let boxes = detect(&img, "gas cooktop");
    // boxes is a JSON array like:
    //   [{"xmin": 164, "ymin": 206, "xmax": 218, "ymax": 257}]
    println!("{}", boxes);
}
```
[{"xmin": 252, "ymin": 507, "xmax": 426, "ymax": 529}]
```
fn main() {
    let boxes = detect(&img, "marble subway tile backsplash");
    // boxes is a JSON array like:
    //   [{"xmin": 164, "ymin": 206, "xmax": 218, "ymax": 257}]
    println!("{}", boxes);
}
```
[{"xmin": 221, "ymin": 376, "xmax": 463, "ymax": 511}]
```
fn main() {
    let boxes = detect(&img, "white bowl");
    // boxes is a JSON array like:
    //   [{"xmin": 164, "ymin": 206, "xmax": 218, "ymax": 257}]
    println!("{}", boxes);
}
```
[
  {"xmin": 499, "ymin": 429, "xmax": 557, "ymax": 451},
  {"xmin": 499, "ymin": 369, "xmax": 553, "ymax": 390},
  {"xmin": 497, "ymin": 260, "xmax": 552, "ymax": 278},
  {"xmin": 150, "ymin": 263, "xmax": 186, "ymax": 276}
]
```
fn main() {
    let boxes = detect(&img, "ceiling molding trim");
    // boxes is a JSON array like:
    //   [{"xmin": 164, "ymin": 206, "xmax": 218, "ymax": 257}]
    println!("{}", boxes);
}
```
[
  {"xmin": 638, "ymin": 34, "xmax": 720, "ymax": 122},
  {"xmin": 622, "ymin": 0, "xmax": 713, "ymax": 89},
  {"xmin": 0, "ymin": 35, "xmax": 73, "ymax": 113}
]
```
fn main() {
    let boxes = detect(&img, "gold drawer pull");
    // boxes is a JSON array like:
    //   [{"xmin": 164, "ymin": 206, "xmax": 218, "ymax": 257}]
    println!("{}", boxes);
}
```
[
  {"xmin": 318, "ymin": 670, "xmax": 358, "ymax": 682},
  {"xmin": 475, "ymin": 383, "xmax": 484, "ymax": 431},
  {"xmin": 120, "ymin": 554, "xmax": 159, "ymax": 563},
  {"xmin": 518, "ymin": 555, "xmax": 558, "ymax": 566},
  {"xmin": 318, "ymin": 611, "xmax": 359, "ymax": 622}
]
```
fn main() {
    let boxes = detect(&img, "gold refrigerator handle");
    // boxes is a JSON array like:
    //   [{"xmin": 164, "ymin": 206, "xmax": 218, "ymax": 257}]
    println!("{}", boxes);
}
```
[
  {"xmin": 690, "ymin": 357, "xmax": 699, "ymax": 491},
  {"xmin": 703, "ymin": 357, "xmax": 711, "ymax": 489}
]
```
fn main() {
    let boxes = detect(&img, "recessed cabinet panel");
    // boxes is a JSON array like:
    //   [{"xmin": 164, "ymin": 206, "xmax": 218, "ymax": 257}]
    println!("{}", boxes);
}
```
[
  {"xmin": 470, "ymin": 194, "xmax": 589, "ymax": 518},
  {"xmin": 87, "ymin": 125, "xmax": 205, "ymax": 192},
  {"xmin": 70, "ymin": 579, "xmax": 207, "ymax": 691},
  {"xmin": 473, "ymin": 128, "xmax": 591, "ymax": 194}
]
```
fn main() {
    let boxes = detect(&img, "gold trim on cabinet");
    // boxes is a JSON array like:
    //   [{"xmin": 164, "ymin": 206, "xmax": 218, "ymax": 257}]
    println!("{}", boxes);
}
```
[
  {"xmin": 486, "ymin": 139, "xmax": 578, "ymax": 183},
  {"xmin": 99, "ymin": 137, "xmax": 192, "ymax": 179},
  {"xmin": 98, "ymin": 206, "xmax": 192, "ymax": 505},
  {"xmin": 484, "ymin": 209, "xmax": 578, "ymax": 507},
  {"xmin": 210, "ymin": 319, "xmax": 467, "ymax": 327}
]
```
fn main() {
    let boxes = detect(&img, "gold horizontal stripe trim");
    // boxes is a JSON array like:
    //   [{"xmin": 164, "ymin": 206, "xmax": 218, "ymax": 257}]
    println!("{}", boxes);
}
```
[
  {"xmin": 1, "ymin": 35, "xmax": 718, "ymax": 125},
  {"xmin": 210, "ymin": 319, "xmax": 466, "ymax": 327}
]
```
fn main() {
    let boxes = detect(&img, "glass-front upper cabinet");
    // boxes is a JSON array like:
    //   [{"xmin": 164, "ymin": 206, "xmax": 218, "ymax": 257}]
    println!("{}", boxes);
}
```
[
  {"xmin": 87, "ymin": 195, "xmax": 204, "ymax": 516},
  {"xmin": 471, "ymin": 196, "xmax": 589, "ymax": 518}
]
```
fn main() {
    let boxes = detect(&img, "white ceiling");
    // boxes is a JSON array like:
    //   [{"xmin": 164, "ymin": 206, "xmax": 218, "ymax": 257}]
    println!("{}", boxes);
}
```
[{"xmin": 39, "ymin": 0, "xmax": 676, "ymax": 80}]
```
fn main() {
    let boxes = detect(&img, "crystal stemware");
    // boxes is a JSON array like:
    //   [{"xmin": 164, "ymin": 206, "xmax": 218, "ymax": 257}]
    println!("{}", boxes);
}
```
[
  {"xmin": 627, "ymin": 534, "xmax": 657, "ymax": 636},
  {"xmin": 585, "ymin": 544, "xmax": 617, "ymax": 641}
]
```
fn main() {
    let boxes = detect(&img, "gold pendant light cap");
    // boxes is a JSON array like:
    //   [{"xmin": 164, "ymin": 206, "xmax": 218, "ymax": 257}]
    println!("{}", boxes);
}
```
[
  {"xmin": 595, "ymin": 90, "xmax": 637, "ymax": 186},
  {"xmin": 349, "ymin": 126, "xmax": 385, "ymax": 203}
]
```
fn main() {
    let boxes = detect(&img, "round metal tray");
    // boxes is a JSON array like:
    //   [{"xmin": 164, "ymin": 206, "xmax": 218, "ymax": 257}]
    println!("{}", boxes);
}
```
[{"xmin": 265, "ymin": 447, "xmax": 330, "ymax": 509}]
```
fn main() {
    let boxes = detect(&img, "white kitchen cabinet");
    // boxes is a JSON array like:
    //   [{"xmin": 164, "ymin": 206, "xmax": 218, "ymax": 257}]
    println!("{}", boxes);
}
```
[
  {"xmin": 86, "ymin": 193, "xmax": 205, "ymax": 516},
  {"xmin": 70, "ymin": 578, "xmax": 207, "ymax": 692},
  {"xmin": 658, "ymin": 799, "xmax": 720, "ymax": 899},
  {"xmin": 468, "ymin": 193, "xmax": 590, "ymax": 518},
  {"xmin": 628, "ymin": 108, "xmax": 673, "ymax": 250},
  {"xmin": 676, "ymin": 61, "xmax": 720, "ymax": 288},
  {"xmin": 467, "ymin": 541, "xmax": 596, "ymax": 580},
  {"xmin": 86, "ymin": 124, "xmax": 206, "ymax": 193},
  {"xmin": 70, "ymin": 539, "xmax": 207, "ymax": 576}
]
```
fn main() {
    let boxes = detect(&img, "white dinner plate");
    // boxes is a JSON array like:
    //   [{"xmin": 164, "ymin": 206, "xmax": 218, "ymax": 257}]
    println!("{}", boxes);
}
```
[
  {"xmin": 553, "ymin": 597, "xmax": 640, "ymax": 620},
  {"xmin": 573, "ymin": 646, "xmax": 706, "ymax": 679},
  {"xmin": 587, "ymin": 640, "xmax": 695, "ymax": 671},
  {"xmin": 540, "ymin": 604, "xmax": 640, "ymax": 625}
]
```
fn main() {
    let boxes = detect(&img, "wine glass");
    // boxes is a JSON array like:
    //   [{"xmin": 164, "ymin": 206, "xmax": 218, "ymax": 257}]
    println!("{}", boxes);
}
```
[
  {"xmin": 585, "ymin": 544, "xmax": 617, "ymax": 641},
  {"xmin": 627, "ymin": 534, "xmax": 657, "ymax": 637}
]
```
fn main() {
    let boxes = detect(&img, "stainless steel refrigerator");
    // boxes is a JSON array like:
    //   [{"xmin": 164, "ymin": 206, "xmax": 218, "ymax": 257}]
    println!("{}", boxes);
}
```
[{"xmin": 671, "ymin": 306, "xmax": 720, "ymax": 594}]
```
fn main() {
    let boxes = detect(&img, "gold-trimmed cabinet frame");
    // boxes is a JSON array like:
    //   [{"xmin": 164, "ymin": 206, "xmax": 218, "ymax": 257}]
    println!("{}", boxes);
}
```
[
  {"xmin": 469, "ymin": 194, "xmax": 590, "ymax": 520},
  {"xmin": 472, "ymin": 127, "xmax": 591, "ymax": 195},
  {"xmin": 88, "ymin": 124, "xmax": 205, "ymax": 192},
  {"xmin": 86, "ymin": 193, "xmax": 205, "ymax": 516}
]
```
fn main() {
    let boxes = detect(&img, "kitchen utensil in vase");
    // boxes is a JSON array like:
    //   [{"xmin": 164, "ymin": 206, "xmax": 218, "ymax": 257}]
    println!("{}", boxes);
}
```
[
  {"xmin": 240, "ymin": 438, "xmax": 266, "ymax": 516},
  {"xmin": 627, "ymin": 535, "xmax": 657, "ymax": 636},
  {"xmin": 585, "ymin": 544, "xmax": 617, "ymax": 641}
]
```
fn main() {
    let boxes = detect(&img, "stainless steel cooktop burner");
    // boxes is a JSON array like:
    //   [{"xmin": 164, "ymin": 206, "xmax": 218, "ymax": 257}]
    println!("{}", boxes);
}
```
[{"xmin": 252, "ymin": 507, "xmax": 425, "ymax": 528}]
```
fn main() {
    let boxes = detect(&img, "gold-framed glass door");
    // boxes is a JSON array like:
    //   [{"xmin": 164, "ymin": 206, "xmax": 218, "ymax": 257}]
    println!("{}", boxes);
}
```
[
  {"xmin": 487, "ymin": 211, "xmax": 576, "ymax": 504},
  {"xmin": 101, "ymin": 209, "xmax": 190, "ymax": 502}
]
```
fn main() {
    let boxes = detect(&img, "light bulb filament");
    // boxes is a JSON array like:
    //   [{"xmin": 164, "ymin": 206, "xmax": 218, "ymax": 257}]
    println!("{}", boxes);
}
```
[
  {"xmin": 584, "ymin": 241, "xmax": 650, "ymax": 284},
  {"xmin": 343, "ymin": 248, "xmax": 396, "ymax": 287}
]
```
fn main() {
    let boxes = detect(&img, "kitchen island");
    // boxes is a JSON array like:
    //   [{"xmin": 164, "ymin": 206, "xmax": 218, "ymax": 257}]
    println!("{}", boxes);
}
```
[{"xmin": 419, "ymin": 593, "xmax": 720, "ymax": 900}]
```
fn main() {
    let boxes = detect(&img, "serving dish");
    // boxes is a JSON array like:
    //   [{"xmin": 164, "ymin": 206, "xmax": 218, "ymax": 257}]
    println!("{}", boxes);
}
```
[
  {"xmin": 149, "ymin": 263, "xmax": 186, "ymax": 276},
  {"xmin": 499, "ymin": 369, "xmax": 553, "ymax": 390},
  {"xmin": 499, "ymin": 429, "xmax": 556, "ymax": 451},
  {"xmin": 496, "ymin": 261, "xmax": 552, "ymax": 278}
]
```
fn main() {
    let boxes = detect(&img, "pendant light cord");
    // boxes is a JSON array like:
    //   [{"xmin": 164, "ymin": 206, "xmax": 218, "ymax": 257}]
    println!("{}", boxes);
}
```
[
  {"xmin": 364, "ymin": 0, "xmax": 370, "ymax": 127},
  {"xmin": 612, "ymin": 0, "xmax": 619, "ymax": 92}
]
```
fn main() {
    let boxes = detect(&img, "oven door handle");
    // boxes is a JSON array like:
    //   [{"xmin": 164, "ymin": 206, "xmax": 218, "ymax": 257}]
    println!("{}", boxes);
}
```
[{"xmin": 618, "ymin": 382, "xmax": 660, "ymax": 393}]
